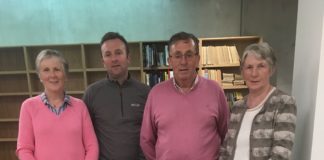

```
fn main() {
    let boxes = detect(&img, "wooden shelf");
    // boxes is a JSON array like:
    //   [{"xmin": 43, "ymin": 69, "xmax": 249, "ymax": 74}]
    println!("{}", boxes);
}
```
[
  {"xmin": 202, "ymin": 64, "xmax": 240, "ymax": 68},
  {"xmin": 200, "ymin": 36, "xmax": 261, "ymax": 41},
  {"xmin": 86, "ymin": 67, "xmax": 141, "ymax": 72},
  {"xmin": 0, "ymin": 71, "xmax": 27, "ymax": 75},
  {"xmin": 29, "ymin": 69, "xmax": 84, "ymax": 73},
  {"xmin": 222, "ymin": 85, "xmax": 248, "ymax": 90},
  {"xmin": 0, "ymin": 138, "xmax": 17, "ymax": 142},
  {"xmin": 0, "ymin": 47, "xmax": 25, "ymax": 72},
  {"xmin": 0, "ymin": 119, "xmax": 19, "ymax": 122},
  {"xmin": 143, "ymin": 66, "xmax": 170, "ymax": 70},
  {"xmin": 0, "ymin": 92, "xmax": 30, "ymax": 96},
  {"xmin": 66, "ymin": 91, "xmax": 85, "ymax": 94},
  {"xmin": 32, "ymin": 91, "xmax": 85, "ymax": 95},
  {"xmin": 0, "ymin": 74, "xmax": 29, "ymax": 93},
  {"xmin": 0, "ymin": 142, "xmax": 18, "ymax": 160},
  {"xmin": 86, "ymin": 68, "xmax": 106, "ymax": 72}
]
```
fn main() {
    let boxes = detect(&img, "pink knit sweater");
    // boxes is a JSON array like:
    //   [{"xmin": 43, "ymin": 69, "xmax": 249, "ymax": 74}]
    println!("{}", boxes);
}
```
[
  {"xmin": 16, "ymin": 95, "xmax": 98, "ymax": 160},
  {"xmin": 140, "ymin": 77, "xmax": 229, "ymax": 160}
]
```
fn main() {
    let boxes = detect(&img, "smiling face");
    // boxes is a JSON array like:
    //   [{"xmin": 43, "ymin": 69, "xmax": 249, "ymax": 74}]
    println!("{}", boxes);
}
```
[
  {"xmin": 168, "ymin": 39, "xmax": 200, "ymax": 87},
  {"xmin": 241, "ymin": 53, "xmax": 273, "ymax": 93},
  {"xmin": 38, "ymin": 57, "xmax": 66, "ymax": 94},
  {"xmin": 101, "ymin": 38, "xmax": 130, "ymax": 81}
]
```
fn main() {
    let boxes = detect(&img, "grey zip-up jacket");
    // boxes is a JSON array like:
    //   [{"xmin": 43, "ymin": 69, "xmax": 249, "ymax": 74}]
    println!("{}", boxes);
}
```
[{"xmin": 83, "ymin": 75, "xmax": 150, "ymax": 160}]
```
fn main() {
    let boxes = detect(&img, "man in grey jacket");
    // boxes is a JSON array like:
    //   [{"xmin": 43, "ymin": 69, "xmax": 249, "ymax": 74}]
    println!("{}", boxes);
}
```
[{"xmin": 83, "ymin": 32, "xmax": 150, "ymax": 160}]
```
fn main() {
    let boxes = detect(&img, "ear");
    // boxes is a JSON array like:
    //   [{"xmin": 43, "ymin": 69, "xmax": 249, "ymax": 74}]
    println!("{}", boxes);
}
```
[
  {"xmin": 38, "ymin": 73, "xmax": 43, "ymax": 83},
  {"xmin": 102, "ymin": 58, "xmax": 106, "ymax": 69},
  {"xmin": 196, "ymin": 55, "xmax": 200, "ymax": 67},
  {"xmin": 167, "ymin": 56, "xmax": 173, "ymax": 68},
  {"xmin": 127, "ymin": 53, "xmax": 131, "ymax": 64},
  {"xmin": 270, "ymin": 67, "xmax": 276, "ymax": 76}
]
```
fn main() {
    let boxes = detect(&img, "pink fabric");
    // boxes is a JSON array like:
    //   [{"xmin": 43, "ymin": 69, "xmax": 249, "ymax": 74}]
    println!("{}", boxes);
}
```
[
  {"xmin": 140, "ymin": 77, "xmax": 229, "ymax": 160},
  {"xmin": 16, "ymin": 96, "xmax": 98, "ymax": 160}
]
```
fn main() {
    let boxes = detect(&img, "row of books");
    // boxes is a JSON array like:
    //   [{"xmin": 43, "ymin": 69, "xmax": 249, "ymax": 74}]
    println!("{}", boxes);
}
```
[
  {"xmin": 203, "ymin": 69, "xmax": 245, "ymax": 86},
  {"xmin": 143, "ymin": 45, "xmax": 240, "ymax": 68},
  {"xmin": 201, "ymin": 46, "xmax": 240, "ymax": 66},
  {"xmin": 143, "ymin": 44, "xmax": 169, "ymax": 68},
  {"xmin": 226, "ymin": 92, "xmax": 244, "ymax": 108},
  {"xmin": 145, "ymin": 70, "xmax": 174, "ymax": 87}
]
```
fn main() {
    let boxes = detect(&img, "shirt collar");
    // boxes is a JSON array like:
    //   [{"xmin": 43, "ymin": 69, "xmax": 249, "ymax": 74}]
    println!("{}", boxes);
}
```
[
  {"xmin": 40, "ymin": 92, "xmax": 71, "ymax": 106},
  {"xmin": 173, "ymin": 75, "xmax": 199, "ymax": 94}
]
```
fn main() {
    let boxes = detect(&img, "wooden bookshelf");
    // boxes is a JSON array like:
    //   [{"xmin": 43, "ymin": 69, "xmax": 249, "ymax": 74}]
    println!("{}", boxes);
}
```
[
  {"xmin": 0, "ymin": 36, "xmax": 260, "ymax": 159},
  {"xmin": 0, "ymin": 141, "xmax": 18, "ymax": 160},
  {"xmin": 199, "ymin": 36, "xmax": 261, "ymax": 105}
]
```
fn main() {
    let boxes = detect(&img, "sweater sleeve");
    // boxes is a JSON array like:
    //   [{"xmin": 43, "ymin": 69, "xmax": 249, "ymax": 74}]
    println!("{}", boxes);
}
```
[
  {"xmin": 270, "ymin": 95, "xmax": 297, "ymax": 160},
  {"xmin": 82, "ymin": 88, "xmax": 95, "ymax": 121},
  {"xmin": 16, "ymin": 100, "xmax": 36, "ymax": 160},
  {"xmin": 140, "ymin": 93, "xmax": 157, "ymax": 160},
  {"xmin": 81, "ymin": 101, "xmax": 99, "ymax": 160},
  {"xmin": 217, "ymin": 88, "xmax": 230, "ymax": 144}
]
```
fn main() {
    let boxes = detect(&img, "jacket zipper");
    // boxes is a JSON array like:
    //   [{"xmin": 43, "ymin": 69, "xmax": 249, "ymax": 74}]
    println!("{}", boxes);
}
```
[{"xmin": 119, "ymin": 85, "xmax": 124, "ymax": 117}]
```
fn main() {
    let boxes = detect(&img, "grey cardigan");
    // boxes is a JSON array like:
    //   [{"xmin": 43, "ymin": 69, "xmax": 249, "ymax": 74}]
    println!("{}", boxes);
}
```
[{"xmin": 219, "ymin": 88, "xmax": 297, "ymax": 160}]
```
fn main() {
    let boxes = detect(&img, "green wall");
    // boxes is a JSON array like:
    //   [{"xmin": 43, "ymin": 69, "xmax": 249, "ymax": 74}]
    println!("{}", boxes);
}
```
[{"xmin": 0, "ymin": 0, "xmax": 241, "ymax": 46}]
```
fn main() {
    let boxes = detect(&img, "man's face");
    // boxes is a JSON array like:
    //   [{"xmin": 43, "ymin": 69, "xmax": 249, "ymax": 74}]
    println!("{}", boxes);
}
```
[
  {"xmin": 168, "ymin": 39, "xmax": 200, "ymax": 85},
  {"xmin": 101, "ymin": 39, "xmax": 130, "ymax": 80}
]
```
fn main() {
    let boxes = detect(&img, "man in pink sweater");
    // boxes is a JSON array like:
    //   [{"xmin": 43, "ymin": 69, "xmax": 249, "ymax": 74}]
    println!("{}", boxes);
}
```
[{"xmin": 140, "ymin": 32, "xmax": 229, "ymax": 160}]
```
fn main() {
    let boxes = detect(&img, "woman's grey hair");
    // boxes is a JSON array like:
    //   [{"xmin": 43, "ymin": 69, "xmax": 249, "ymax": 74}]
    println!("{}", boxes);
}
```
[
  {"xmin": 35, "ymin": 49, "xmax": 69, "ymax": 75},
  {"xmin": 241, "ymin": 42, "xmax": 276, "ymax": 70}
]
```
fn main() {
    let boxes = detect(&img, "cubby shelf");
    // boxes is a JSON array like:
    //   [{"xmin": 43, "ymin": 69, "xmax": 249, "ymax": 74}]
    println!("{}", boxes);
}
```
[{"xmin": 0, "ymin": 138, "xmax": 17, "ymax": 142}]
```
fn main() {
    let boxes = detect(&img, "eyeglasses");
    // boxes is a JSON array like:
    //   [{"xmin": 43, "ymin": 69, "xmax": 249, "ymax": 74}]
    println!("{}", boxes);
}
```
[{"xmin": 170, "ymin": 52, "xmax": 197, "ymax": 61}]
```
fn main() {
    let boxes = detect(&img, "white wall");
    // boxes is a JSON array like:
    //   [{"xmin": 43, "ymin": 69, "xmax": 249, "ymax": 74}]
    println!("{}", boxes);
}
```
[
  {"xmin": 310, "ymin": 15, "xmax": 324, "ymax": 160},
  {"xmin": 292, "ymin": 0, "xmax": 324, "ymax": 159}
]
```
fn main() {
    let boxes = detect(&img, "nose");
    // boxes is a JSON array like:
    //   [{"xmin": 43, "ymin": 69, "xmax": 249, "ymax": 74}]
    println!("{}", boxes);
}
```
[
  {"xmin": 49, "ymin": 70, "xmax": 58, "ymax": 77},
  {"xmin": 179, "ymin": 55, "xmax": 188, "ymax": 64},
  {"xmin": 110, "ymin": 54, "xmax": 119, "ymax": 62},
  {"xmin": 251, "ymin": 68, "xmax": 259, "ymax": 76}
]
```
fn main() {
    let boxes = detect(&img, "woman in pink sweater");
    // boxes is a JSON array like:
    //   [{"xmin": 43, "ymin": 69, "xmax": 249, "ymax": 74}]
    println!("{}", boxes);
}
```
[{"xmin": 16, "ymin": 49, "xmax": 98, "ymax": 160}]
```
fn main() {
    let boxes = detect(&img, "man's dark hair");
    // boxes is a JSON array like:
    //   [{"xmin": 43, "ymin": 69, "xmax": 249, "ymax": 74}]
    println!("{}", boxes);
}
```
[
  {"xmin": 168, "ymin": 31, "xmax": 199, "ymax": 55},
  {"xmin": 100, "ymin": 32, "xmax": 129, "ymax": 54}
]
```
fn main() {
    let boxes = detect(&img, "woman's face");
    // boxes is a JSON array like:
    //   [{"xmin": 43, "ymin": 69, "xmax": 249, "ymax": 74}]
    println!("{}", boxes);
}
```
[
  {"xmin": 38, "ymin": 57, "xmax": 66, "ymax": 94},
  {"xmin": 241, "ymin": 53, "xmax": 272, "ymax": 93}
]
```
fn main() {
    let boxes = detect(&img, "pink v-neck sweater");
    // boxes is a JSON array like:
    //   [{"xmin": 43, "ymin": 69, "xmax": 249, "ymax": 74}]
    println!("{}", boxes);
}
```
[
  {"xmin": 16, "ymin": 95, "xmax": 98, "ymax": 160},
  {"xmin": 140, "ymin": 77, "xmax": 229, "ymax": 160}
]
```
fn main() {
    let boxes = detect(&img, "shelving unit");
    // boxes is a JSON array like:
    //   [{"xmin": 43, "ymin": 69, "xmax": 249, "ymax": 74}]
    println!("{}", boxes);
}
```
[
  {"xmin": 142, "ymin": 41, "xmax": 171, "ymax": 87},
  {"xmin": 199, "ymin": 36, "xmax": 261, "ymax": 106},
  {"xmin": 0, "ymin": 47, "xmax": 27, "ymax": 160},
  {"xmin": 0, "ymin": 36, "xmax": 260, "ymax": 159}
]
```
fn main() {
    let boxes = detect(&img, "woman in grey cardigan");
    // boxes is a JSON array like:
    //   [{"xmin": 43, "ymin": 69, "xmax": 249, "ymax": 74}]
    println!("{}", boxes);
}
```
[{"xmin": 219, "ymin": 42, "xmax": 297, "ymax": 160}]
